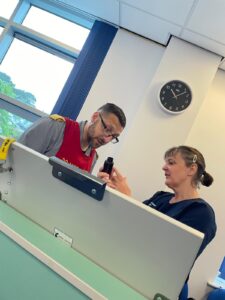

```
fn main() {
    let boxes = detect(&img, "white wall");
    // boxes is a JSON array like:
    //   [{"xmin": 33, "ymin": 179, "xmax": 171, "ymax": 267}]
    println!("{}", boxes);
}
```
[
  {"xmin": 186, "ymin": 69, "xmax": 225, "ymax": 299},
  {"xmin": 78, "ymin": 29, "xmax": 165, "ymax": 173},
  {"xmin": 79, "ymin": 29, "xmax": 224, "ymax": 299},
  {"xmin": 116, "ymin": 36, "xmax": 221, "ymax": 201}
]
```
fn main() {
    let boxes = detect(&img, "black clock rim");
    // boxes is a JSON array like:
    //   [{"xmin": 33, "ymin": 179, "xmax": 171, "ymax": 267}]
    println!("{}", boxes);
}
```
[
  {"xmin": 159, "ymin": 80, "xmax": 192, "ymax": 114},
  {"xmin": 160, "ymin": 80, "xmax": 192, "ymax": 92}
]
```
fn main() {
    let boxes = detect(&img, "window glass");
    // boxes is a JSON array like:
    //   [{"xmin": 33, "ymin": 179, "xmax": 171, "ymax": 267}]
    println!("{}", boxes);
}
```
[
  {"xmin": 0, "ymin": 0, "xmax": 19, "ymax": 18},
  {"xmin": 0, "ymin": 1, "xmax": 91, "ymax": 138},
  {"xmin": 23, "ymin": 6, "xmax": 90, "ymax": 50},
  {"xmin": 0, "ymin": 38, "xmax": 74, "ymax": 114},
  {"xmin": 0, "ymin": 108, "xmax": 32, "ymax": 139}
]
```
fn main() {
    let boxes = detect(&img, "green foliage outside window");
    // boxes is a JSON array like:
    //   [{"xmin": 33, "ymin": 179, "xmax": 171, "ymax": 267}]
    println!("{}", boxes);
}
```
[{"xmin": 0, "ymin": 72, "xmax": 36, "ymax": 139}]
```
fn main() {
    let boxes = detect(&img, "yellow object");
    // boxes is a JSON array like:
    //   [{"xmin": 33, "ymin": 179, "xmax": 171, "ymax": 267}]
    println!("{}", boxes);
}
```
[
  {"xmin": 0, "ymin": 138, "xmax": 15, "ymax": 161},
  {"xmin": 50, "ymin": 114, "xmax": 65, "ymax": 122}
]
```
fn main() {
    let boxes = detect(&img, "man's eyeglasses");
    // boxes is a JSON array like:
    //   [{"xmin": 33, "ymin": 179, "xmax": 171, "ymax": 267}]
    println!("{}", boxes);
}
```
[{"xmin": 99, "ymin": 113, "xmax": 119, "ymax": 144}]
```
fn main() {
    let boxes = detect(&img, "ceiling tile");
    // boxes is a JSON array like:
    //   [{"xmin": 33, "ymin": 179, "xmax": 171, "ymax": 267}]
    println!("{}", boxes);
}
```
[
  {"xmin": 186, "ymin": 0, "xmax": 225, "ymax": 43},
  {"xmin": 120, "ymin": 0, "xmax": 195, "ymax": 25},
  {"xmin": 120, "ymin": 3, "xmax": 182, "ymax": 44},
  {"xmin": 61, "ymin": 0, "xmax": 120, "ymax": 24},
  {"xmin": 181, "ymin": 29, "xmax": 225, "ymax": 58},
  {"xmin": 60, "ymin": 0, "xmax": 225, "ymax": 60}
]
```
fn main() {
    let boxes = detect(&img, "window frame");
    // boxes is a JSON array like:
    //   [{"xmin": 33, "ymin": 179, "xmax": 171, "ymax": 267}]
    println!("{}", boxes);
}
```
[{"xmin": 0, "ymin": 0, "xmax": 94, "ymax": 121}]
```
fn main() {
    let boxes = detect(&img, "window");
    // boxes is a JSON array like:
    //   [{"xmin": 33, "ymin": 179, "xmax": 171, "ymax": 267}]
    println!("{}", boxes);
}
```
[
  {"xmin": 0, "ymin": 0, "xmax": 19, "ymax": 18},
  {"xmin": 0, "ymin": 1, "xmax": 93, "ymax": 139},
  {"xmin": 0, "ymin": 108, "xmax": 32, "ymax": 138},
  {"xmin": 0, "ymin": 39, "xmax": 73, "ymax": 114},
  {"xmin": 23, "ymin": 6, "xmax": 90, "ymax": 50}
]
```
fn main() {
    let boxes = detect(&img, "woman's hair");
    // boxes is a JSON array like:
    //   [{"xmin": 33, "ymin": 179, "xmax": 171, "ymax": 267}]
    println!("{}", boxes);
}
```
[{"xmin": 164, "ymin": 145, "xmax": 213, "ymax": 187}]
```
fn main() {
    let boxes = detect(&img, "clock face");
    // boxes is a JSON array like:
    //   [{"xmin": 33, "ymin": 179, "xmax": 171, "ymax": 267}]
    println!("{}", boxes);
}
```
[{"xmin": 159, "ymin": 80, "xmax": 192, "ymax": 114}]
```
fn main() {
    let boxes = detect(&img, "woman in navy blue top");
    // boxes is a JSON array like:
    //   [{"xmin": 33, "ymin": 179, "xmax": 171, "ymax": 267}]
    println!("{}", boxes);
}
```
[
  {"xmin": 143, "ymin": 190, "xmax": 216, "ymax": 258},
  {"xmin": 142, "ymin": 145, "xmax": 216, "ymax": 258},
  {"xmin": 100, "ymin": 145, "xmax": 217, "ymax": 256},
  {"xmin": 99, "ymin": 145, "xmax": 217, "ymax": 298}
]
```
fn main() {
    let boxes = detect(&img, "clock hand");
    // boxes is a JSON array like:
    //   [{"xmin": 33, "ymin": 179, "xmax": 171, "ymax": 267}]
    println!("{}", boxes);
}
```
[
  {"xmin": 176, "ymin": 91, "xmax": 187, "ymax": 97},
  {"xmin": 170, "ymin": 89, "xmax": 177, "ymax": 99}
]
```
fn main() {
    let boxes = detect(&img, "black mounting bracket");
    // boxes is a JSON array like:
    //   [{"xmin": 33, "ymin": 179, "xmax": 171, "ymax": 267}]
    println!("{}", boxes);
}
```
[{"xmin": 49, "ymin": 157, "xmax": 106, "ymax": 201}]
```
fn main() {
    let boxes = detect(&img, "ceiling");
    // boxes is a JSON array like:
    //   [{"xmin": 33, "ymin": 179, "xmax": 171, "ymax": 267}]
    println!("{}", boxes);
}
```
[{"xmin": 62, "ymin": 0, "xmax": 225, "ymax": 70}]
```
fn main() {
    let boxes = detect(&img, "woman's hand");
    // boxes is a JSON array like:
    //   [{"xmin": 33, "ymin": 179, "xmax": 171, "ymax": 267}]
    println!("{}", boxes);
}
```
[
  {"xmin": 98, "ymin": 167, "xmax": 132, "ymax": 196},
  {"xmin": 97, "ymin": 169, "xmax": 111, "ymax": 184}
]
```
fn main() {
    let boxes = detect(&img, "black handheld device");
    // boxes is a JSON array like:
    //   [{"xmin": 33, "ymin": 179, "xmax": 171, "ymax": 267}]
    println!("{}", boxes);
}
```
[{"xmin": 102, "ymin": 157, "xmax": 114, "ymax": 175}]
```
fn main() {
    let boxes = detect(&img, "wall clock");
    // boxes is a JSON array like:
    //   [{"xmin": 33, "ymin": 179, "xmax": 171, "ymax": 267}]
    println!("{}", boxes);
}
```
[{"xmin": 159, "ymin": 80, "xmax": 192, "ymax": 114}]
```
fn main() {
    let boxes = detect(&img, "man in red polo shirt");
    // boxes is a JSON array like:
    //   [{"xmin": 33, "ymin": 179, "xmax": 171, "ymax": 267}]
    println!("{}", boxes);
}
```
[{"xmin": 18, "ymin": 103, "xmax": 126, "ymax": 172}]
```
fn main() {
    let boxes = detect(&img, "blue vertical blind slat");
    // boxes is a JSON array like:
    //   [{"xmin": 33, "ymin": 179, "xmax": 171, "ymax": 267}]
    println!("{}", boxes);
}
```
[{"xmin": 51, "ymin": 20, "xmax": 118, "ymax": 119}]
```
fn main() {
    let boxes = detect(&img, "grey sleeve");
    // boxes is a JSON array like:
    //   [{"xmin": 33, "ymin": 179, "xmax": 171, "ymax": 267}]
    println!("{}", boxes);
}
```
[
  {"xmin": 90, "ymin": 152, "xmax": 98, "ymax": 173},
  {"xmin": 18, "ymin": 117, "xmax": 65, "ymax": 157}
]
